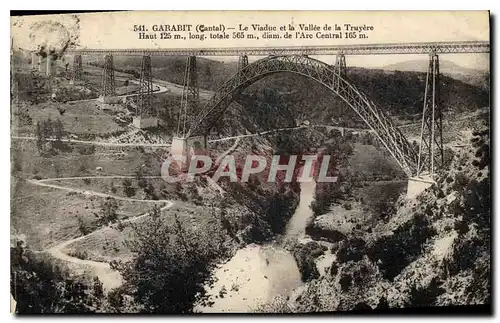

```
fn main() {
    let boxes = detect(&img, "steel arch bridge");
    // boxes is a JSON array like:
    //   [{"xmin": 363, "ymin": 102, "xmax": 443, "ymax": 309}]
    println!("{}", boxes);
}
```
[{"xmin": 186, "ymin": 55, "xmax": 419, "ymax": 177}]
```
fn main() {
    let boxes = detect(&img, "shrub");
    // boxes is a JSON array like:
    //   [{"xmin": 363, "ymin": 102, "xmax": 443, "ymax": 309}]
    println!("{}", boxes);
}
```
[
  {"xmin": 99, "ymin": 198, "xmax": 119, "ymax": 225},
  {"xmin": 293, "ymin": 242, "xmax": 326, "ymax": 282},
  {"xmin": 110, "ymin": 210, "xmax": 230, "ymax": 313},
  {"xmin": 122, "ymin": 179, "xmax": 136, "ymax": 198},
  {"xmin": 77, "ymin": 216, "xmax": 90, "ymax": 235},
  {"xmin": 11, "ymin": 240, "xmax": 104, "ymax": 313},
  {"xmin": 67, "ymin": 249, "xmax": 89, "ymax": 260},
  {"xmin": 78, "ymin": 145, "xmax": 96, "ymax": 155},
  {"xmin": 336, "ymin": 238, "xmax": 366, "ymax": 263},
  {"xmin": 367, "ymin": 213, "xmax": 436, "ymax": 280}
]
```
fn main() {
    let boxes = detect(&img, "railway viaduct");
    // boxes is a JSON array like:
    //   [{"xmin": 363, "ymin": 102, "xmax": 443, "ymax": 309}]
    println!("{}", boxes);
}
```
[{"xmin": 33, "ymin": 41, "xmax": 490, "ymax": 198}]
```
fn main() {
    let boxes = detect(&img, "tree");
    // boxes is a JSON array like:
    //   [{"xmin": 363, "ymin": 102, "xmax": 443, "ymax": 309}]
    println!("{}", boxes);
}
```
[
  {"xmin": 162, "ymin": 107, "xmax": 173, "ymax": 128},
  {"xmin": 35, "ymin": 121, "xmax": 45, "ymax": 152},
  {"xmin": 136, "ymin": 169, "xmax": 147, "ymax": 189},
  {"xmin": 42, "ymin": 118, "xmax": 53, "ymax": 139},
  {"xmin": 175, "ymin": 182, "xmax": 188, "ymax": 201},
  {"xmin": 204, "ymin": 64, "xmax": 212, "ymax": 80},
  {"xmin": 187, "ymin": 185, "xmax": 201, "ymax": 203},
  {"xmin": 264, "ymin": 188, "xmax": 297, "ymax": 234},
  {"xmin": 28, "ymin": 70, "xmax": 47, "ymax": 104},
  {"xmin": 11, "ymin": 239, "xmax": 104, "ymax": 313},
  {"xmin": 122, "ymin": 179, "xmax": 136, "ymax": 198},
  {"xmin": 216, "ymin": 198, "xmax": 237, "ymax": 241},
  {"xmin": 310, "ymin": 136, "xmax": 354, "ymax": 216},
  {"xmin": 100, "ymin": 197, "xmax": 119, "ymax": 225},
  {"xmin": 110, "ymin": 207, "xmax": 230, "ymax": 313},
  {"xmin": 53, "ymin": 118, "xmax": 65, "ymax": 142},
  {"xmin": 149, "ymin": 204, "xmax": 162, "ymax": 218},
  {"xmin": 144, "ymin": 182, "xmax": 158, "ymax": 200}
]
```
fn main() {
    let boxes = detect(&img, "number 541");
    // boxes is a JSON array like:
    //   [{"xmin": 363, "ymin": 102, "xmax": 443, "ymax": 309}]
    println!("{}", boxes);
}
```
[{"xmin": 134, "ymin": 25, "xmax": 146, "ymax": 32}]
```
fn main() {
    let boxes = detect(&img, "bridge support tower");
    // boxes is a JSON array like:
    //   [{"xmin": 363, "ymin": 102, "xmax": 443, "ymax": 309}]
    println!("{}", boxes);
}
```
[
  {"xmin": 70, "ymin": 54, "xmax": 83, "ymax": 84},
  {"xmin": 45, "ymin": 55, "xmax": 53, "ymax": 76},
  {"xmin": 332, "ymin": 53, "xmax": 347, "ymax": 115},
  {"xmin": 332, "ymin": 53, "xmax": 347, "ymax": 88},
  {"xmin": 176, "ymin": 55, "xmax": 200, "ymax": 137},
  {"xmin": 31, "ymin": 52, "xmax": 37, "ymax": 70},
  {"xmin": 36, "ymin": 55, "xmax": 52, "ymax": 76},
  {"xmin": 37, "ymin": 55, "xmax": 42, "ymax": 73},
  {"xmin": 333, "ymin": 53, "xmax": 347, "ymax": 78},
  {"xmin": 408, "ymin": 51, "xmax": 443, "ymax": 198},
  {"xmin": 170, "ymin": 135, "xmax": 208, "ymax": 171},
  {"xmin": 98, "ymin": 54, "xmax": 118, "ymax": 104},
  {"xmin": 133, "ymin": 55, "xmax": 158, "ymax": 129},
  {"xmin": 238, "ymin": 54, "xmax": 248, "ymax": 70},
  {"xmin": 172, "ymin": 56, "xmax": 207, "ymax": 170}
]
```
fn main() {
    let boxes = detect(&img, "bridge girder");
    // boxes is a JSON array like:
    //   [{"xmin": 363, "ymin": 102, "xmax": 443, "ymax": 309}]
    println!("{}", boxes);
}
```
[
  {"xmin": 66, "ymin": 41, "xmax": 489, "ymax": 56},
  {"xmin": 187, "ymin": 55, "xmax": 418, "ymax": 177}
]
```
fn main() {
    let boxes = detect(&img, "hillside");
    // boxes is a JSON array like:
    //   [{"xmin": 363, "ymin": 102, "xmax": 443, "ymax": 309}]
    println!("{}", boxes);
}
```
[
  {"xmin": 88, "ymin": 55, "xmax": 489, "ymax": 126},
  {"xmin": 383, "ymin": 58, "xmax": 488, "ymax": 75},
  {"xmin": 87, "ymin": 55, "xmax": 237, "ymax": 92},
  {"xmin": 283, "ymin": 123, "xmax": 491, "ymax": 312},
  {"xmin": 11, "ymin": 49, "xmax": 490, "ymax": 314},
  {"xmin": 238, "ymin": 68, "xmax": 488, "ymax": 128}
]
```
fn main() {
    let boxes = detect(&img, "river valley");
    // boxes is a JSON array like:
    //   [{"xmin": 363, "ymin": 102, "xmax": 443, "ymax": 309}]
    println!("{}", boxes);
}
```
[{"xmin": 197, "ymin": 180, "xmax": 317, "ymax": 313}]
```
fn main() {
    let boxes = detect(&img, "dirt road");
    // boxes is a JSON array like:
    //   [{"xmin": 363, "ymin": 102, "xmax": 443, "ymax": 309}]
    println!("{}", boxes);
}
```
[{"xmin": 28, "ymin": 176, "xmax": 174, "ymax": 291}]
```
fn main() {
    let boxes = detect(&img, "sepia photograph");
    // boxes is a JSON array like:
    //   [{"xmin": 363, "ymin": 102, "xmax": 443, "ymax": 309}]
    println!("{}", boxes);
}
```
[{"xmin": 9, "ymin": 10, "xmax": 491, "ymax": 314}]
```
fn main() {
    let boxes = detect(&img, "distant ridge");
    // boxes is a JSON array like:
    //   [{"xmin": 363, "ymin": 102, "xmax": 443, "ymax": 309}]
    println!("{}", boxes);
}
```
[
  {"xmin": 382, "ymin": 59, "xmax": 489, "ymax": 75},
  {"xmin": 382, "ymin": 59, "xmax": 489, "ymax": 91}
]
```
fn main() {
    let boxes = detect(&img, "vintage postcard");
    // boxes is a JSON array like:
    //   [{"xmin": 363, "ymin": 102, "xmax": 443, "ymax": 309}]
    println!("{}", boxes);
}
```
[{"xmin": 10, "ymin": 11, "xmax": 490, "ymax": 314}]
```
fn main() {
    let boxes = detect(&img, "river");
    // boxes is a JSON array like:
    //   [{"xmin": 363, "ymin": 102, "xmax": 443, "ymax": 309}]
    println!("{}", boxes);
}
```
[{"xmin": 196, "ymin": 180, "xmax": 317, "ymax": 313}]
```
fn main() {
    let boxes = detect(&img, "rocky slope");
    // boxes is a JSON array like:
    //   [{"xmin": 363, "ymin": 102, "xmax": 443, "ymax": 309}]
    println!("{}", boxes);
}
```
[{"xmin": 263, "ymin": 122, "xmax": 491, "ymax": 312}]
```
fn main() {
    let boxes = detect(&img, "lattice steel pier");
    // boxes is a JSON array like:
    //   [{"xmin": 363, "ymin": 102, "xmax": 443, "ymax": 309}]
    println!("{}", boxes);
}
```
[
  {"xmin": 416, "ymin": 52, "xmax": 444, "ymax": 178},
  {"xmin": 99, "ymin": 54, "xmax": 117, "ymax": 103},
  {"xmin": 71, "ymin": 54, "xmax": 83, "ymax": 84},
  {"xmin": 132, "ymin": 55, "xmax": 158, "ymax": 129},
  {"xmin": 176, "ymin": 55, "xmax": 199, "ymax": 137},
  {"xmin": 137, "ymin": 55, "xmax": 154, "ymax": 117}
]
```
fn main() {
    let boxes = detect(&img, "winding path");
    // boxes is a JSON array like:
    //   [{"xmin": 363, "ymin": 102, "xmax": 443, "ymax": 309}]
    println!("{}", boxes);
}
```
[
  {"xmin": 28, "ymin": 176, "xmax": 175, "ymax": 290},
  {"xmin": 63, "ymin": 76, "xmax": 171, "ymax": 103},
  {"xmin": 16, "ymin": 71, "xmax": 482, "ymax": 293},
  {"xmin": 12, "ymin": 126, "xmax": 314, "ymax": 148},
  {"xmin": 30, "ymin": 176, "xmax": 169, "ymax": 203},
  {"xmin": 11, "ymin": 136, "xmax": 173, "ymax": 148}
]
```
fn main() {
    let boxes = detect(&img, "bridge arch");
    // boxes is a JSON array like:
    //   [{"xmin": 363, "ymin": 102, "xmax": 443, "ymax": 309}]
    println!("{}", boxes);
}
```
[{"xmin": 187, "ymin": 55, "xmax": 418, "ymax": 177}]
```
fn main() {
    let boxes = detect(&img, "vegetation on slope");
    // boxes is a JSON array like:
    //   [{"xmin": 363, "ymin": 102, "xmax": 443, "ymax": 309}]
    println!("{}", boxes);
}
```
[
  {"xmin": 92, "ymin": 55, "xmax": 489, "ymax": 128},
  {"xmin": 290, "ymin": 123, "xmax": 490, "ymax": 312},
  {"xmin": 108, "ymin": 206, "xmax": 233, "ymax": 313},
  {"xmin": 11, "ymin": 236, "xmax": 105, "ymax": 314},
  {"xmin": 10, "ymin": 53, "xmax": 489, "ymax": 314}
]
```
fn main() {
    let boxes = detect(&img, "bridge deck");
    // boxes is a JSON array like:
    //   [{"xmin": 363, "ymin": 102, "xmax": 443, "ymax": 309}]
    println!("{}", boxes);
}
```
[{"xmin": 66, "ymin": 41, "xmax": 489, "ymax": 56}]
